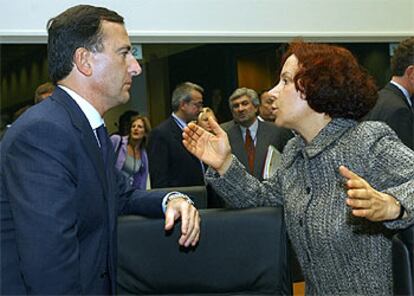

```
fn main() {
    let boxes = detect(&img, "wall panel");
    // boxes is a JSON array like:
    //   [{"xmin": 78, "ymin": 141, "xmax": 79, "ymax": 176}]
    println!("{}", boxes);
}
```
[{"xmin": 0, "ymin": 0, "xmax": 413, "ymax": 43}]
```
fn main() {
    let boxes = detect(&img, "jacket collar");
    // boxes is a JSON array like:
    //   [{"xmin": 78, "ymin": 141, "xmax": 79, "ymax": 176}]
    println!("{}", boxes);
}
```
[
  {"xmin": 286, "ymin": 118, "xmax": 357, "ymax": 161},
  {"xmin": 51, "ymin": 87, "xmax": 109, "ymax": 194},
  {"xmin": 386, "ymin": 82, "xmax": 412, "ymax": 108}
]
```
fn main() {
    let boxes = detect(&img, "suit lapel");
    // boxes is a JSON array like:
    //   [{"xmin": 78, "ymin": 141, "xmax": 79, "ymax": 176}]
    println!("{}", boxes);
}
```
[
  {"xmin": 229, "ymin": 125, "xmax": 249, "ymax": 166},
  {"xmin": 169, "ymin": 117, "xmax": 204, "ymax": 167},
  {"xmin": 169, "ymin": 117, "xmax": 184, "ymax": 141},
  {"xmin": 52, "ymin": 88, "xmax": 109, "ymax": 196}
]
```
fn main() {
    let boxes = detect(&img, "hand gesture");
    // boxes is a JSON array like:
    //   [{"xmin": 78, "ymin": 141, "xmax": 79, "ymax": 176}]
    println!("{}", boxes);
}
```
[
  {"xmin": 164, "ymin": 198, "xmax": 201, "ymax": 247},
  {"xmin": 183, "ymin": 117, "xmax": 232, "ymax": 173},
  {"xmin": 339, "ymin": 165, "xmax": 401, "ymax": 221}
]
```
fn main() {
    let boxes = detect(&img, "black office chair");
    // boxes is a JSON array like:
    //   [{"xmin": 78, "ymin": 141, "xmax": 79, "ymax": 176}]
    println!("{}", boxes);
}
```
[
  {"xmin": 392, "ymin": 225, "xmax": 414, "ymax": 295},
  {"xmin": 117, "ymin": 207, "xmax": 291, "ymax": 295}
]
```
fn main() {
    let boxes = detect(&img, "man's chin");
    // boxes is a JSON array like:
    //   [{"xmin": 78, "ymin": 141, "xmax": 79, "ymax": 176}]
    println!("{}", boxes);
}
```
[
  {"xmin": 237, "ymin": 120, "xmax": 253, "ymax": 127},
  {"xmin": 119, "ymin": 94, "xmax": 131, "ymax": 104}
]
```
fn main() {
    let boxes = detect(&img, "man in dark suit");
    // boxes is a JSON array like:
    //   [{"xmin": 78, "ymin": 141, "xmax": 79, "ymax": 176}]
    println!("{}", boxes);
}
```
[
  {"xmin": 224, "ymin": 87, "xmax": 292, "ymax": 180},
  {"xmin": 148, "ymin": 82, "xmax": 205, "ymax": 188},
  {"xmin": 365, "ymin": 37, "xmax": 414, "ymax": 150},
  {"xmin": 0, "ymin": 5, "xmax": 200, "ymax": 295},
  {"xmin": 257, "ymin": 90, "xmax": 277, "ymax": 122}
]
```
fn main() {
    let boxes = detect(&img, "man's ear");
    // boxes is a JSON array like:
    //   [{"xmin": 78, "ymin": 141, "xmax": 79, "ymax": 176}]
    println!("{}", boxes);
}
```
[
  {"xmin": 73, "ymin": 47, "xmax": 93, "ymax": 76},
  {"xmin": 405, "ymin": 65, "xmax": 414, "ymax": 81},
  {"xmin": 404, "ymin": 66, "xmax": 414, "ymax": 94},
  {"xmin": 179, "ymin": 100, "xmax": 187, "ymax": 111}
]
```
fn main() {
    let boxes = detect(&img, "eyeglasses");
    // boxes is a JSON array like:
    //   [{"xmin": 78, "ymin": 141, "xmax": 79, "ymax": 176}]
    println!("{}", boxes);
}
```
[{"xmin": 189, "ymin": 101, "xmax": 203, "ymax": 108}]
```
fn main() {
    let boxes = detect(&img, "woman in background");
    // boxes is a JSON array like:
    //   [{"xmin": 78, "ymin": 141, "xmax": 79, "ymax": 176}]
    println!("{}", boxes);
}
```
[
  {"xmin": 111, "ymin": 115, "xmax": 151, "ymax": 189},
  {"xmin": 197, "ymin": 107, "xmax": 217, "ymax": 134}
]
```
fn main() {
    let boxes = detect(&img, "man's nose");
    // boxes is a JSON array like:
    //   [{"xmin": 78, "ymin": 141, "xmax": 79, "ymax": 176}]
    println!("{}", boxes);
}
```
[
  {"xmin": 237, "ymin": 105, "xmax": 246, "ymax": 112},
  {"xmin": 130, "ymin": 57, "xmax": 142, "ymax": 76}
]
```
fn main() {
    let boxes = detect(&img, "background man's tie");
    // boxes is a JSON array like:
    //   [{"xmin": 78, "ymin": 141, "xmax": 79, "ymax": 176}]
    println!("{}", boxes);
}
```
[{"xmin": 244, "ymin": 128, "xmax": 256, "ymax": 174}]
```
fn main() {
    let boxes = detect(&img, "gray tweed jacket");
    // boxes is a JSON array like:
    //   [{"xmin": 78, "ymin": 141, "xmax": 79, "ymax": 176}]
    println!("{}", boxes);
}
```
[{"xmin": 206, "ymin": 118, "xmax": 414, "ymax": 295}]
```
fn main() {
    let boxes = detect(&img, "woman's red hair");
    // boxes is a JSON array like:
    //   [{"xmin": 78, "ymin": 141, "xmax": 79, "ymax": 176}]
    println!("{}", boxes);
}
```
[{"xmin": 281, "ymin": 41, "xmax": 378, "ymax": 119}]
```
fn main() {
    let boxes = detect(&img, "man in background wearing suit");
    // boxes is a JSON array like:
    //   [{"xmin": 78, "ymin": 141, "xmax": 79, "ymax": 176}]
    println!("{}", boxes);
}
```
[
  {"xmin": 224, "ymin": 87, "xmax": 292, "ymax": 180},
  {"xmin": 0, "ymin": 5, "xmax": 200, "ymax": 295},
  {"xmin": 257, "ymin": 90, "xmax": 277, "ymax": 122},
  {"xmin": 148, "ymin": 82, "xmax": 205, "ymax": 188},
  {"xmin": 365, "ymin": 37, "xmax": 414, "ymax": 150}
]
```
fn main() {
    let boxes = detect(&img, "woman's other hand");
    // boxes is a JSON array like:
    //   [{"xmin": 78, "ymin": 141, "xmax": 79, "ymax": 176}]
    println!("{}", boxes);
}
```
[{"xmin": 339, "ymin": 165, "xmax": 402, "ymax": 221}]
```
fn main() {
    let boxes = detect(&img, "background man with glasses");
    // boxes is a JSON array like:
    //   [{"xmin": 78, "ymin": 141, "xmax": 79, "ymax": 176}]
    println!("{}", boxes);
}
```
[{"xmin": 148, "ymin": 82, "xmax": 206, "ymax": 188}]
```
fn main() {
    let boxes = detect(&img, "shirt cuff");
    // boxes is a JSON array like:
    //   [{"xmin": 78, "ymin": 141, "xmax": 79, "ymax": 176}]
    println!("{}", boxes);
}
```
[{"xmin": 161, "ymin": 191, "xmax": 194, "ymax": 213}]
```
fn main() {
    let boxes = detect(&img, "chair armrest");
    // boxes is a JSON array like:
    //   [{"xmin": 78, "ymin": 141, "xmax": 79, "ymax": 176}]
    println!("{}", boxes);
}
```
[{"xmin": 117, "ymin": 207, "xmax": 291, "ymax": 295}]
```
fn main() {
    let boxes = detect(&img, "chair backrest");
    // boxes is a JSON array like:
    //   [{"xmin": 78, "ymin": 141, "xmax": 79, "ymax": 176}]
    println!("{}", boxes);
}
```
[
  {"xmin": 149, "ymin": 186, "xmax": 208, "ymax": 209},
  {"xmin": 117, "ymin": 207, "xmax": 291, "ymax": 295},
  {"xmin": 392, "ymin": 225, "xmax": 414, "ymax": 296}
]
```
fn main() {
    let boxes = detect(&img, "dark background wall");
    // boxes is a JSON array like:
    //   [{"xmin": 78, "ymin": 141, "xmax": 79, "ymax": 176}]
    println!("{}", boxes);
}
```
[
  {"xmin": 1, "ymin": 42, "xmax": 392, "ymax": 130},
  {"xmin": 1, "ymin": 45, "xmax": 49, "ymax": 117},
  {"xmin": 165, "ymin": 42, "xmax": 391, "ymax": 124}
]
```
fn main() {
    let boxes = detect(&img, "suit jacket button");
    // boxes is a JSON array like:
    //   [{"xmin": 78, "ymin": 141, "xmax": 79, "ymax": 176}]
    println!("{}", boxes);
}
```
[{"xmin": 100, "ymin": 271, "xmax": 108, "ymax": 278}]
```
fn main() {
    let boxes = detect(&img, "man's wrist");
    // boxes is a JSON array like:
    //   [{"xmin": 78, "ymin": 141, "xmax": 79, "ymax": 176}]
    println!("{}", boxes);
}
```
[
  {"xmin": 162, "ymin": 192, "xmax": 194, "ymax": 213},
  {"xmin": 394, "ymin": 199, "xmax": 405, "ymax": 220}
]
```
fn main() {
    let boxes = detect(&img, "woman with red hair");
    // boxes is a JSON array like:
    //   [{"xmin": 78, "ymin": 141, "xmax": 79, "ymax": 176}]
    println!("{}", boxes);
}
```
[{"xmin": 183, "ymin": 41, "xmax": 414, "ymax": 294}]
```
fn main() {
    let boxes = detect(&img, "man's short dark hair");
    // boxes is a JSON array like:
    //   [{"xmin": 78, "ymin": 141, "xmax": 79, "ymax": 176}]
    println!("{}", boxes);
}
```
[
  {"xmin": 47, "ymin": 5, "xmax": 124, "ymax": 84},
  {"xmin": 391, "ymin": 37, "xmax": 414, "ymax": 77},
  {"xmin": 258, "ymin": 90, "xmax": 269, "ymax": 103}
]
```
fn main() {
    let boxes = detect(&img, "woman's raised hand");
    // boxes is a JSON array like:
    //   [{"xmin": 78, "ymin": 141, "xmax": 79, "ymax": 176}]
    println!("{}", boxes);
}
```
[{"xmin": 183, "ymin": 117, "xmax": 233, "ymax": 174}]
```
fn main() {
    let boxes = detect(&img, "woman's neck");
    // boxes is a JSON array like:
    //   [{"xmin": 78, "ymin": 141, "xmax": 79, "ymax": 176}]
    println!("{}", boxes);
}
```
[
  {"xmin": 129, "ymin": 138, "xmax": 142, "ymax": 150},
  {"xmin": 298, "ymin": 113, "xmax": 332, "ymax": 143}
]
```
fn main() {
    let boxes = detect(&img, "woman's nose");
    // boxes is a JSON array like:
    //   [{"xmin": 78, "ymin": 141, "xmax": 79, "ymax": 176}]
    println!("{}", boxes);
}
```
[{"xmin": 268, "ymin": 83, "xmax": 281, "ymax": 98}]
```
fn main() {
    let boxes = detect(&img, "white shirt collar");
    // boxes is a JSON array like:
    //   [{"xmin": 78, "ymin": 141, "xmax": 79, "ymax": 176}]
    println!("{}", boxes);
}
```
[
  {"xmin": 58, "ymin": 85, "xmax": 105, "ymax": 129},
  {"xmin": 257, "ymin": 115, "xmax": 265, "ymax": 122},
  {"xmin": 171, "ymin": 112, "xmax": 187, "ymax": 130},
  {"xmin": 390, "ymin": 80, "xmax": 412, "ymax": 107}
]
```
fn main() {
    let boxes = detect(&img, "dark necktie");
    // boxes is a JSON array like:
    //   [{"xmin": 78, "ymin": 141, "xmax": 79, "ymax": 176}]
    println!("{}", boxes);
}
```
[
  {"xmin": 96, "ymin": 124, "xmax": 109, "ymax": 164},
  {"xmin": 244, "ymin": 128, "xmax": 255, "ymax": 174}
]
